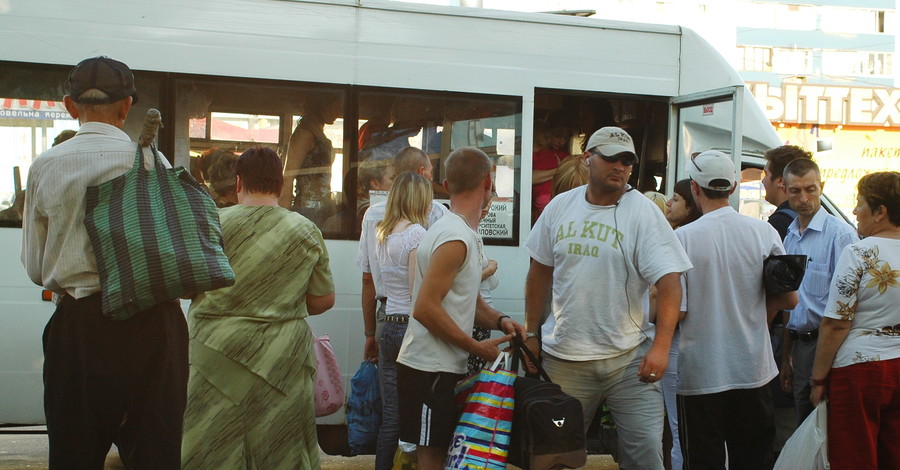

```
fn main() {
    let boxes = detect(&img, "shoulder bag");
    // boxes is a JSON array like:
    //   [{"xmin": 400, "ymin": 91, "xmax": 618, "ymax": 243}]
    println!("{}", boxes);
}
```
[{"xmin": 84, "ymin": 143, "xmax": 235, "ymax": 319}]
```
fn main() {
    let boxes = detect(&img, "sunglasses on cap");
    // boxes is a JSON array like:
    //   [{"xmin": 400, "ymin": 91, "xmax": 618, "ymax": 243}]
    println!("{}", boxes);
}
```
[
  {"xmin": 589, "ymin": 149, "xmax": 639, "ymax": 166},
  {"xmin": 690, "ymin": 152, "xmax": 703, "ymax": 172}
]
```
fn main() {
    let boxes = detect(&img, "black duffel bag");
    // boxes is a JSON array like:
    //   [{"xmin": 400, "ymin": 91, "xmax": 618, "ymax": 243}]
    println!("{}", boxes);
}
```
[{"xmin": 509, "ymin": 336, "xmax": 587, "ymax": 470}]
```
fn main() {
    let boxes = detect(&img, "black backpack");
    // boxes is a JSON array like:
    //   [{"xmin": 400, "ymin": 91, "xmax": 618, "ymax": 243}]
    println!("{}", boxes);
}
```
[{"xmin": 509, "ymin": 338, "xmax": 587, "ymax": 470}]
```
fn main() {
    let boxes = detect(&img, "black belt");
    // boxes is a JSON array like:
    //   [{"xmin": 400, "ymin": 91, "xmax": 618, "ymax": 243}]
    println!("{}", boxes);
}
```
[
  {"xmin": 383, "ymin": 314, "xmax": 409, "ymax": 324},
  {"xmin": 789, "ymin": 329, "xmax": 819, "ymax": 342}
]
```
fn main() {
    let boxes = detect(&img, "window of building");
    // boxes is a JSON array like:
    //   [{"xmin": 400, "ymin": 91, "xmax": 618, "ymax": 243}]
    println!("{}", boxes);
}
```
[
  {"xmin": 821, "ymin": 7, "xmax": 891, "ymax": 34},
  {"xmin": 772, "ymin": 48, "xmax": 813, "ymax": 75},
  {"xmin": 774, "ymin": 3, "xmax": 816, "ymax": 30},
  {"xmin": 823, "ymin": 51, "xmax": 893, "ymax": 76},
  {"xmin": 738, "ymin": 46, "xmax": 773, "ymax": 72}
]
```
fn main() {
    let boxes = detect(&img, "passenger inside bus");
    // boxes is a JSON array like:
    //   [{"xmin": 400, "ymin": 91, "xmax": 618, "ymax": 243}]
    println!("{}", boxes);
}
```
[
  {"xmin": 531, "ymin": 112, "xmax": 573, "ymax": 222},
  {"xmin": 194, "ymin": 148, "xmax": 238, "ymax": 207},
  {"xmin": 280, "ymin": 94, "xmax": 343, "ymax": 225},
  {"xmin": 361, "ymin": 97, "xmax": 430, "ymax": 156},
  {"xmin": 205, "ymin": 149, "xmax": 238, "ymax": 208},
  {"xmin": 356, "ymin": 149, "xmax": 396, "ymax": 220}
]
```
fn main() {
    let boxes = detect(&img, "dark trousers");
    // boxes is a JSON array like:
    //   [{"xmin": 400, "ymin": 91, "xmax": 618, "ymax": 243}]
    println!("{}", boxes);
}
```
[
  {"xmin": 43, "ymin": 294, "xmax": 188, "ymax": 470},
  {"xmin": 678, "ymin": 385, "xmax": 775, "ymax": 470},
  {"xmin": 790, "ymin": 338, "xmax": 818, "ymax": 426}
]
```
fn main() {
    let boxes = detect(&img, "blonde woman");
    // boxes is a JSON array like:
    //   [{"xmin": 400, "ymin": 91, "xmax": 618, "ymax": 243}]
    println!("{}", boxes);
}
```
[
  {"xmin": 551, "ymin": 154, "xmax": 589, "ymax": 199},
  {"xmin": 373, "ymin": 171, "xmax": 433, "ymax": 470}
]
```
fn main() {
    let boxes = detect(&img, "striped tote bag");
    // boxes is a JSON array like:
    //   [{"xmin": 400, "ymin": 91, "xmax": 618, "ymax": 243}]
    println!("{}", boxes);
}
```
[
  {"xmin": 445, "ymin": 352, "xmax": 516, "ymax": 470},
  {"xmin": 84, "ymin": 144, "xmax": 235, "ymax": 320}
]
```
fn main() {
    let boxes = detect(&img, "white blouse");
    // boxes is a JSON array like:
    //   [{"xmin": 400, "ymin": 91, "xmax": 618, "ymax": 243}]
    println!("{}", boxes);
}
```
[
  {"xmin": 376, "ymin": 223, "xmax": 426, "ymax": 317},
  {"xmin": 824, "ymin": 237, "xmax": 900, "ymax": 368}
]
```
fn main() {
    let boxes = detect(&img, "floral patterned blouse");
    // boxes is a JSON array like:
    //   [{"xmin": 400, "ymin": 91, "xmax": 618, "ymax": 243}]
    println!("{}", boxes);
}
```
[{"xmin": 823, "ymin": 237, "xmax": 900, "ymax": 368}]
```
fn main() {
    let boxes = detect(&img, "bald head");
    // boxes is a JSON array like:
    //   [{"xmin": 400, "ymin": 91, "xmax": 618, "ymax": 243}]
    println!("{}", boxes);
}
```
[{"xmin": 444, "ymin": 147, "xmax": 492, "ymax": 194}]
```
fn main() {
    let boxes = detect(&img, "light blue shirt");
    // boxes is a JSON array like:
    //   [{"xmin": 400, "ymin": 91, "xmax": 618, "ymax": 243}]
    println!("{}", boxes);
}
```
[{"xmin": 784, "ymin": 208, "xmax": 858, "ymax": 333}]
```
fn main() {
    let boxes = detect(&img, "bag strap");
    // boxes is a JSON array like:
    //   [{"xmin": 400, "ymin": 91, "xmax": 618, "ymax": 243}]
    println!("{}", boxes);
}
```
[
  {"xmin": 775, "ymin": 206, "xmax": 797, "ymax": 219},
  {"xmin": 132, "ymin": 143, "xmax": 145, "ymax": 170},
  {"xmin": 489, "ymin": 351, "xmax": 512, "ymax": 371},
  {"xmin": 511, "ymin": 335, "xmax": 553, "ymax": 382},
  {"xmin": 133, "ymin": 143, "xmax": 168, "ymax": 173}
]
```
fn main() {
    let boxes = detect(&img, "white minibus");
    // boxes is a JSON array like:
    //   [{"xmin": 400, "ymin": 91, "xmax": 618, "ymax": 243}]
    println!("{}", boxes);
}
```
[{"xmin": 0, "ymin": 0, "xmax": 847, "ymax": 428}]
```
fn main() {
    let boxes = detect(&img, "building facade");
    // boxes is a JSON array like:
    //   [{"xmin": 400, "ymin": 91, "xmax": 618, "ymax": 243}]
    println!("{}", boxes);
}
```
[{"xmin": 737, "ymin": 0, "xmax": 898, "ymax": 215}]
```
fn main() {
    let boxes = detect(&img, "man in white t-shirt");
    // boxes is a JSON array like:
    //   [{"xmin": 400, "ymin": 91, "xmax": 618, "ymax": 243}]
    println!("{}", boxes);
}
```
[
  {"xmin": 524, "ymin": 127, "xmax": 692, "ymax": 469},
  {"xmin": 675, "ymin": 150, "xmax": 798, "ymax": 469},
  {"xmin": 396, "ymin": 147, "xmax": 525, "ymax": 469}
]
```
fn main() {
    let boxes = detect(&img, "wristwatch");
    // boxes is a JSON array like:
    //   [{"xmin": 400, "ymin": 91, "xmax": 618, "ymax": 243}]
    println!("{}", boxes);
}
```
[
  {"xmin": 809, "ymin": 377, "xmax": 827, "ymax": 386},
  {"xmin": 525, "ymin": 331, "xmax": 539, "ymax": 339}
]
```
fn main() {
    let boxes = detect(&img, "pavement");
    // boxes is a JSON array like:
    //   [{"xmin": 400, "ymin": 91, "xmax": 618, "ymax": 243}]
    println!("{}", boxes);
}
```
[{"xmin": 0, "ymin": 428, "xmax": 620, "ymax": 469}]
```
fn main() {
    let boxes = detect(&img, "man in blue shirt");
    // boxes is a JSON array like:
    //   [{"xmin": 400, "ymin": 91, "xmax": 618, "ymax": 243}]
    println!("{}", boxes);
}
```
[{"xmin": 779, "ymin": 158, "xmax": 858, "ymax": 424}]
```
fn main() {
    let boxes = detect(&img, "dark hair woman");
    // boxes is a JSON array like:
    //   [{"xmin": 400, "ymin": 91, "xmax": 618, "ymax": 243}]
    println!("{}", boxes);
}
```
[
  {"xmin": 810, "ymin": 171, "xmax": 900, "ymax": 469},
  {"xmin": 182, "ymin": 146, "xmax": 336, "ymax": 469}
]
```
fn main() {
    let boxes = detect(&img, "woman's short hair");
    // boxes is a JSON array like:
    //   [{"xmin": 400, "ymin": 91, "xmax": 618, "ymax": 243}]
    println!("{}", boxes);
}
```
[
  {"xmin": 551, "ymin": 156, "xmax": 588, "ymax": 198},
  {"xmin": 858, "ymin": 171, "xmax": 900, "ymax": 226},
  {"xmin": 358, "ymin": 157, "xmax": 394, "ymax": 191},
  {"xmin": 376, "ymin": 172, "xmax": 433, "ymax": 244},
  {"xmin": 235, "ymin": 147, "xmax": 284, "ymax": 196},
  {"xmin": 673, "ymin": 178, "xmax": 702, "ymax": 226}
]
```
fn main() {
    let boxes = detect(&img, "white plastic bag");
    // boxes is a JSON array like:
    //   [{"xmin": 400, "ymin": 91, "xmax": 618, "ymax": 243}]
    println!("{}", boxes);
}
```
[{"xmin": 774, "ymin": 401, "xmax": 830, "ymax": 470}]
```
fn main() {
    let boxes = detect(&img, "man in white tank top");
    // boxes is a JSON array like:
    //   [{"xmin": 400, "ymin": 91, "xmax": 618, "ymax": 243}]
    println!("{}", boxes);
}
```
[{"xmin": 396, "ymin": 147, "xmax": 525, "ymax": 469}]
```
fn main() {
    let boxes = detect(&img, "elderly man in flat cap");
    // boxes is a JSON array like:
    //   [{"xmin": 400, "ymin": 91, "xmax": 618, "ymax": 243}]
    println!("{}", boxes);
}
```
[{"xmin": 22, "ymin": 57, "xmax": 188, "ymax": 470}]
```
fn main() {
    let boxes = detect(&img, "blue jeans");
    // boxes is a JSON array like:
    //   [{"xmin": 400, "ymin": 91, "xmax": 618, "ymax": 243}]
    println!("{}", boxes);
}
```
[{"xmin": 375, "ymin": 321, "xmax": 408, "ymax": 470}]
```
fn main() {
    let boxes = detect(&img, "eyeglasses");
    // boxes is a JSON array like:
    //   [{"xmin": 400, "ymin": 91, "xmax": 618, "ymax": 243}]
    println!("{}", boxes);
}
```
[{"xmin": 590, "ymin": 150, "xmax": 638, "ymax": 166}]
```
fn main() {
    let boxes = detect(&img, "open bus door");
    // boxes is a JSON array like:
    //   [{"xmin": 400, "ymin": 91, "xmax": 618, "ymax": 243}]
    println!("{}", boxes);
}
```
[{"xmin": 668, "ymin": 85, "xmax": 745, "ymax": 208}]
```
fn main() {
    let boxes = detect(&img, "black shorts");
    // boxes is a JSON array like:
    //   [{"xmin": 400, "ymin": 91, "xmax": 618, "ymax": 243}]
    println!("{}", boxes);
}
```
[{"xmin": 398, "ymin": 363, "xmax": 465, "ymax": 449}]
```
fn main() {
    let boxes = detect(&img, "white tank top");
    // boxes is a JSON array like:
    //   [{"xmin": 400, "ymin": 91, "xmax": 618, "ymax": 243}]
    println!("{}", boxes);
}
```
[{"xmin": 398, "ymin": 212, "xmax": 483, "ymax": 374}]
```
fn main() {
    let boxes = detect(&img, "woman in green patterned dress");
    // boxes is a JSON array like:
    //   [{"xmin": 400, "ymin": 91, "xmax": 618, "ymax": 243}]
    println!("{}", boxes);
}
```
[{"xmin": 182, "ymin": 147, "xmax": 335, "ymax": 469}]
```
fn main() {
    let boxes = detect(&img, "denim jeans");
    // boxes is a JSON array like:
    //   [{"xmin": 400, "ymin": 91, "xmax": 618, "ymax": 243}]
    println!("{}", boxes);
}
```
[{"xmin": 375, "ymin": 321, "xmax": 408, "ymax": 470}]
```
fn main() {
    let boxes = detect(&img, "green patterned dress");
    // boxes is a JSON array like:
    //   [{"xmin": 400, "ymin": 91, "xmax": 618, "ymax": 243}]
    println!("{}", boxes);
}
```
[{"xmin": 182, "ymin": 205, "xmax": 334, "ymax": 469}]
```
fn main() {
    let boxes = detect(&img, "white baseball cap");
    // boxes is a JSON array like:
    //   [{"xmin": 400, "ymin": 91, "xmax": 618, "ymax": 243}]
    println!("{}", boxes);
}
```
[
  {"xmin": 585, "ymin": 126, "xmax": 637, "ymax": 160},
  {"xmin": 686, "ymin": 150, "xmax": 736, "ymax": 191}
]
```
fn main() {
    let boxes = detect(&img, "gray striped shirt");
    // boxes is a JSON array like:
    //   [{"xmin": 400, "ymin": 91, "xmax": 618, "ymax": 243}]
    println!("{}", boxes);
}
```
[{"xmin": 21, "ymin": 122, "xmax": 165, "ymax": 298}]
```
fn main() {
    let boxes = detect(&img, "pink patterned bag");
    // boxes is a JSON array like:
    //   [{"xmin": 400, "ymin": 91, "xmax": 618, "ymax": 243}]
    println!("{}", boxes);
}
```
[{"xmin": 314, "ymin": 334, "xmax": 344, "ymax": 417}]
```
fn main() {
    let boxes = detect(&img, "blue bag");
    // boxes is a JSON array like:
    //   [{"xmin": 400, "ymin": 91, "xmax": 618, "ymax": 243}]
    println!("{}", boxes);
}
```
[{"xmin": 347, "ymin": 360, "xmax": 382, "ymax": 455}]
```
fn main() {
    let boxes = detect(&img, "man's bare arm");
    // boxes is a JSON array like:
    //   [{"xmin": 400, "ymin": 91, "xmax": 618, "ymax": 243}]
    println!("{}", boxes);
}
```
[
  {"xmin": 361, "ymin": 272, "xmax": 378, "ymax": 361},
  {"xmin": 638, "ymin": 272, "xmax": 681, "ymax": 382}
]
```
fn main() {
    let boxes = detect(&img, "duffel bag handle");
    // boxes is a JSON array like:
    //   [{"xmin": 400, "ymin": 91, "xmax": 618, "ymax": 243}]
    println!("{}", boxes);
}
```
[{"xmin": 511, "ymin": 335, "xmax": 552, "ymax": 382}]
